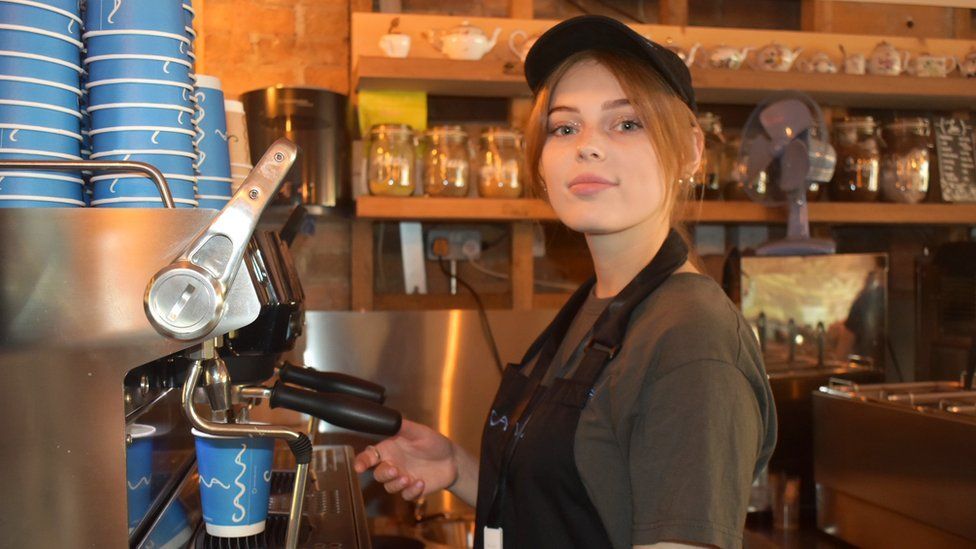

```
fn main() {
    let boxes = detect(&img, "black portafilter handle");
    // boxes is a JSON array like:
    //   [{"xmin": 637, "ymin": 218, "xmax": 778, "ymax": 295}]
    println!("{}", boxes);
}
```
[
  {"xmin": 278, "ymin": 363, "xmax": 386, "ymax": 404},
  {"xmin": 269, "ymin": 382, "xmax": 402, "ymax": 436}
]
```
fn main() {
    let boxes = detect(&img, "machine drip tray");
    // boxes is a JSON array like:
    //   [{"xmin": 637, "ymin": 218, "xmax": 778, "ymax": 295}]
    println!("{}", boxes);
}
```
[{"xmin": 192, "ymin": 514, "xmax": 312, "ymax": 549}]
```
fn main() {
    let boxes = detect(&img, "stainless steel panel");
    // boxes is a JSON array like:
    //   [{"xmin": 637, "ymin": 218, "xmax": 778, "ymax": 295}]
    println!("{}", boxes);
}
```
[
  {"xmin": 288, "ymin": 309, "xmax": 558, "ymax": 518},
  {"xmin": 813, "ymin": 390, "xmax": 976, "ymax": 546},
  {"xmin": 0, "ymin": 209, "xmax": 261, "ymax": 549}
]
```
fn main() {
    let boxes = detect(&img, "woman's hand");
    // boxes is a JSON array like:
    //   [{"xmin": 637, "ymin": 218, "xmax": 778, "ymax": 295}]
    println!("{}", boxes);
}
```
[{"xmin": 353, "ymin": 419, "xmax": 459, "ymax": 501}]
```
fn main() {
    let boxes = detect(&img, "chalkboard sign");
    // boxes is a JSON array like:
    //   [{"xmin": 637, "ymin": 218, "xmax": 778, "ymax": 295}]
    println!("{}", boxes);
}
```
[{"xmin": 935, "ymin": 117, "xmax": 976, "ymax": 203}]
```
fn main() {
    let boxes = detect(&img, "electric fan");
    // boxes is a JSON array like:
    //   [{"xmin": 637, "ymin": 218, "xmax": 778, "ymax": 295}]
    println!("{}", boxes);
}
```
[{"xmin": 733, "ymin": 91, "xmax": 837, "ymax": 255}]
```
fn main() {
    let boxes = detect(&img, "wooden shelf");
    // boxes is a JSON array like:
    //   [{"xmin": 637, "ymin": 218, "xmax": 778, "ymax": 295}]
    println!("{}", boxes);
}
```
[
  {"xmin": 354, "ymin": 56, "xmax": 976, "ymax": 110},
  {"xmin": 356, "ymin": 196, "xmax": 976, "ymax": 225}
]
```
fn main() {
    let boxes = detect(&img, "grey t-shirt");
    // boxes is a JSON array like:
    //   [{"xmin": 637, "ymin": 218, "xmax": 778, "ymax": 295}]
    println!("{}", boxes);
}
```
[{"xmin": 529, "ymin": 272, "xmax": 777, "ymax": 549}]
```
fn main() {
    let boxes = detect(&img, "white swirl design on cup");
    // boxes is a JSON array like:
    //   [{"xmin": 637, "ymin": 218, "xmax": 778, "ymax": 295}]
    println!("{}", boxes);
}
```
[
  {"xmin": 109, "ymin": 153, "xmax": 131, "ymax": 193},
  {"xmin": 9, "ymin": 129, "xmax": 18, "ymax": 142},
  {"xmin": 263, "ymin": 470, "xmax": 272, "ymax": 482},
  {"xmin": 0, "ymin": 176, "xmax": 5, "ymax": 191},
  {"xmin": 231, "ymin": 444, "xmax": 248, "ymax": 523},
  {"xmin": 127, "ymin": 476, "xmax": 150, "ymax": 490},
  {"xmin": 151, "ymin": 130, "xmax": 161, "ymax": 144},
  {"xmin": 194, "ymin": 150, "xmax": 206, "ymax": 170},
  {"xmin": 108, "ymin": 0, "xmax": 123, "ymax": 24},
  {"xmin": 199, "ymin": 476, "xmax": 231, "ymax": 489},
  {"xmin": 163, "ymin": 61, "xmax": 171, "ymax": 74},
  {"xmin": 215, "ymin": 129, "xmax": 230, "ymax": 142},
  {"xmin": 68, "ymin": 19, "xmax": 76, "ymax": 34}
]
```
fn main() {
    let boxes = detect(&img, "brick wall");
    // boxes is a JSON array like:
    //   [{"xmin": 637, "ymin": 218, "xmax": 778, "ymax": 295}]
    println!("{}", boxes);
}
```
[{"xmin": 195, "ymin": 0, "xmax": 351, "ymax": 100}]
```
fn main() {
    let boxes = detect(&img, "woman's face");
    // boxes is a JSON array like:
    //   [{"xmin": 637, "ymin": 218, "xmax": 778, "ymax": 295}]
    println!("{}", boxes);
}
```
[{"xmin": 540, "ymin": 59, "xmax": 667, "ymax": 235}]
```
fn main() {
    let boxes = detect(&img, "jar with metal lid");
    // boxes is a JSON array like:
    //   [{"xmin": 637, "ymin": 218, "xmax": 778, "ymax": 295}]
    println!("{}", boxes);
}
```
[
  {"xmin": 829, "ymin": 117, "xmax": 881, "ymax": 202},
  {"xmin": 476, "ymin": 128, "xmax": 524, "ymax": 198},
  {"xmin": 366, "ymin": 124, "xmax": 416, "ymax": 197},
  {"xmin": 420, "ymin": 125, "xmax": 471, "ymax": 197},
  {"xmin": 691, "ymin": 112, "xmax": 725, "ymax": 200},
  {"xmin": 880, "ymin": 117, "xmax": 931, "ymax": 204}
]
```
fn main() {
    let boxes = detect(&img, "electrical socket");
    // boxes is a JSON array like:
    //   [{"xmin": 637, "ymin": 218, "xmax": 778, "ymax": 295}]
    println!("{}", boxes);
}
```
[{"xmin": 426, "ymin": 229, "xmax": 482, "ymax": 261}]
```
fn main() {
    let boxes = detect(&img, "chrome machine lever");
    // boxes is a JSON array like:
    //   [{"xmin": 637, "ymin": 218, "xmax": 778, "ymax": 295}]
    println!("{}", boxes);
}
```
[{"xmin": 144, "ymin": 139, "xmax": 298, "ymax": 340}]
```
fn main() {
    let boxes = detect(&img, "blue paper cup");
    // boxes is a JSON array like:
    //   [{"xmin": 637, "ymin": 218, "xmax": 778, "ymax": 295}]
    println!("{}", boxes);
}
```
[
  {"xmin": 90, "ymin": 149, "xmax": 196, "ymax": 175},
  {"xmin": 0, "ymin": 174, "xmax": 84, "ymax": 201},
  {"xmin": 182, "ymin": 3, "xmax": 195, "ymax": 30},
  {"xmin": 0, "ymin": 26, "xmax": 83, "ymax": 62},
  {"xmin": 0, "ymin": 75, "xmax": 82, "ymax": 110},
  {"xmin": 0, "ymin": 196, "xmax": 84, "ymax": 207},
  {"xmin": 91, "ymin": 126, "xmax": 195, "ymax": 152},
  {"xmin": 192, "ymin": 429, "xmax": 274, "ymax": 537},
  {"xmin": 196, "ymin": 176, "xmax": 232, "ymax": 196},
  {"xmin": 0, "ymin": 148, "xmax": 81, "ymax": 162},
  {"xmin": 85, "ymin": 55, "xmax": 193, "ymax": 83},
  {"xmin": 85, "ymin": 31, "xmax": 192, "ymax": 61},
  {"xmin": 92, "ymin": 174, "xmax": 195, "ymax": 201},
  {"xmin": 90, "ymin": 104, "xmax": 194, "ymax": 132},
  {"xmin": 144, "ymin": 500, "xmax": 193, "ymax": 548},
  {"xmin": 87, "ymin": 78, "xmax": 193, "ymax": 107},
  {"xmin": 85, "ymin": 0, "xmax": 184, "ymax": 35},
  {"xmin": 0, "ymin": 101, "xmax": 82, "ymax": 133},
  {"xmin": 0, "ymin": 51, "xmax": 82, "ymax": 88},
  {"xmin": 91, "ymin": 196, "xmax": 196, "ymax": 208},
  {"xmin": 196, "ymin": 197, "xmax": 230, "ymax": 210},
  {"xmin": 0, "ymin": 126, "xmax": 81, "ymax": 155},
  {"xmin": 126, "ymin": 424, "xmax": 156, "ymax": 532},
  {"xmin": 0, "ymin": 3, "xmax": 82, "ymax": 40}
]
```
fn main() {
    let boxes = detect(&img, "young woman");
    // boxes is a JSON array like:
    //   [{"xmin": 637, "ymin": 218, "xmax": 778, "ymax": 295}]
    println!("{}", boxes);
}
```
[{"xmin": 354, "ymin": 15, "xmax": 776, "ymax": 549}]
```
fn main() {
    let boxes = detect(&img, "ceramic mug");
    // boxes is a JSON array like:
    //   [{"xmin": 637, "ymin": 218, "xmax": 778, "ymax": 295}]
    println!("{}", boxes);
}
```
[{"xmin": 379, "ymin": 33, "xmax": 411, "ymax": 58}]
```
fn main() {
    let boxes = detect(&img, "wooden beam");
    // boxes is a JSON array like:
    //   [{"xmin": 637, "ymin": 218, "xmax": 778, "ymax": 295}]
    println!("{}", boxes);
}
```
[
  {"xmin": 508, "ymin": 0, "xmax": 533, "ymax": 20},
  {"xmin": 801, "ymin": 0, "xmax": 833, "ymax": 32},
  {"xmin": 350, "ymin": 219, "xmax": 374, "ymax": 311},
  {"xmin": 350, "ymin": 0, "xmax": 372, "ymax": 13},
  {"xmin": 511, "ymin": 222, "xmax": 535, "ymax": 310},
  {"xmin": 954, "ymin": 7, "xmax": 973, "ymax": 39},
  {"xmin": 659, "ymin": 0, "xmax": 688, "ymax": 26}
]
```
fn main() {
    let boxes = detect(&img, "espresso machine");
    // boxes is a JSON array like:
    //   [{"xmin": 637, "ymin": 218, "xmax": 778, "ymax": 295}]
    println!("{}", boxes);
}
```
[{"xmin": 0, "ymin": 139, "xmax": 397, "ymax": 548}]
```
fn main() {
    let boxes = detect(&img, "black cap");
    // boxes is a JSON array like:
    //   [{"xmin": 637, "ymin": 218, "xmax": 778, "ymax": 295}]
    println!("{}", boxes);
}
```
[{"xmin": 524, "ymin": 15, "xmax": 696, "ymax": 113}]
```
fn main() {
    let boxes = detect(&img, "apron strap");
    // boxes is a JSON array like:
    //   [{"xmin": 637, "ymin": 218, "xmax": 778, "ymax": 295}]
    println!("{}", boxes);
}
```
[{"xmin": 568, "ymin": 230, "xmax": 689, "ymax": 402}]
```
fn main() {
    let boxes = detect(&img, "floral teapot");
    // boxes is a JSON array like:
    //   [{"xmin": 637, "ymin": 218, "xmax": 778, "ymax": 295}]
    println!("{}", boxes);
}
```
[
  {"xmin": 795, "ymin": 52, "xmax": 838, "ymax": 74},
  {"xmin": 867, "ymin": 41, "xmax": 911, "ymax": 76},
  {"xmin": 666, "ymin": 41, "xmax": 701, "ymax": 68},
  {"xmin": 906, "ymin": 53, "xmax": 958, "ymax": 78},
  {"xmin": 750, "ymin": 43, "xmax": 803, "ymax": 72},
  {"xmin": 706, "ymin": 45, "xmax": 753, "ymax": 70},
  {"xmin": 423, "ymin": 20, "xmax": 501, "ymax": 60},
  {"xmin": 962, "ymin": 48, "xmax": 976, "ymax": 78}
]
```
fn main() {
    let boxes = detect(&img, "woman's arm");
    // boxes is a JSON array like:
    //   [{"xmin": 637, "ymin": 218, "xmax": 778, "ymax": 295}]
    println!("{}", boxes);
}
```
[{"xmin": 446, "ymin": 440, "xmax": 479, "ymax": 506}]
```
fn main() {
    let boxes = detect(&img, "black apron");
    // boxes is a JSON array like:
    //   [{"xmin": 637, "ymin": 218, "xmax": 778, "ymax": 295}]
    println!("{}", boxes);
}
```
[{"xmin": 474, "ymin": 229, "xmax": 689, "ymax": 549}]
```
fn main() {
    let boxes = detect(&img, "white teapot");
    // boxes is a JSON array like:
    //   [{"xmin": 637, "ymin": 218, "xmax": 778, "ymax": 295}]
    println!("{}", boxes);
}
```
[
  {"xmin": 795, "ymin": 52, "xmax": 838, "ymax": 74},
  {"xmin": 961, "ymin": 48, "xmax": 976, "ymax": 78},
  {"xmin": 423, "ymin": 20, "xmax": 501, "ymax": 61},
  {"xmin": 906, "ymin": 53, "xmax": 958, "ymax": 78},
  {"xmin": 751, "ymin": 43, "xmax": 803, "ymax": 72},
  {"xmin": 666, "ymin": 41, "xmax": 701, "ymax": 68},
  {"xmin": 707, "ymin": 45, "xmax": 753, "ymax": 70},
  {"xmin": 867, "ymin": 41, "xmax": 911, "ymax": 76},
  {"xmin": 508, "ymin": 29, "xmax": 539, "ymax": 62}
]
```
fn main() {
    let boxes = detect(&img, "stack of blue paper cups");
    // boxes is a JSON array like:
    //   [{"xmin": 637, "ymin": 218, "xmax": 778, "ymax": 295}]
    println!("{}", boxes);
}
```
[
  {"xmin": 193, "ymin": 75, "xmax": 233, "ymax": 210},
  {"xmin": 0, "ymin": 0, "xmax": 86, "ymax": 207},
  {"xmin": 84, "ymin": 0, "xmax": 197, "ymax": 208}
]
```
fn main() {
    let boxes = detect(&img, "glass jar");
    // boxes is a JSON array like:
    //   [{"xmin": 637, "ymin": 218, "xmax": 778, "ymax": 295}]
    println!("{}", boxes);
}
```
[
  {"xmin": 366, "ymin": 124, "xmax": 416, "ymax": 197},
  {"xmin": 477, "ymin": 127, "xmax": 523, "ymax": 198},
  {"xmin": 830, "ymin": 117, "xmax": 881, "ymax": 202},
  {"xmin": 420, "ymin": 125, "xmax": 471, "ymax": 197},
  {"xmin": 691, "ymin": 112, "xmax": 725, "ymax": 200},
  {"xmin": 880, "ymin": 117, "xmax": 931, "ymax": 204}
]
